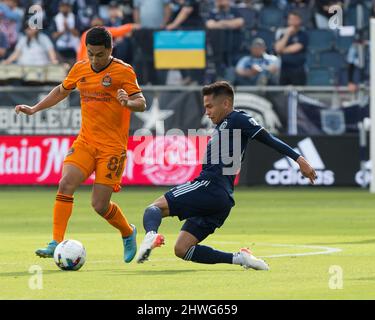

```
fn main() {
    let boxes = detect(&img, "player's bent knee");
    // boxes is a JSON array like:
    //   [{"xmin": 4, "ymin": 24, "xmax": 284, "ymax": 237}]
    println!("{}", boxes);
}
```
[
  {"xmin": 91, "ymin": 200, "xmax": 108, "ymax": 216},
  {"xmin": 174, "ymin": 243, "xmax": 189, "ymax": 259},
  {"xmin": 151, "ymin": 196, "xmax": 170, "ymax": 217},
  {"xmin": 58, "ymin": 177, "xmax": 77, "ymax": 194}
]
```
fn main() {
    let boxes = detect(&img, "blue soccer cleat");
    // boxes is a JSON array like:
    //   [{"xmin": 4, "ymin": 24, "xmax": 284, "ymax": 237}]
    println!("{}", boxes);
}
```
[
  {"xmin": 123, "ymin": 224, "xmax": 137, "ymax": 263},
  {"xmin": 35, "ymin": 240, "xmax": 59, "ymax": 258}
]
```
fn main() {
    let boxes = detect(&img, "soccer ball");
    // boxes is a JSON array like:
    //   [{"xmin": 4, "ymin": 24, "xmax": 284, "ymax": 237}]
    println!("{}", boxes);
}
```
[{"xmin": 53, "ymin": 240, "xmax": 86, "ymax": 271}]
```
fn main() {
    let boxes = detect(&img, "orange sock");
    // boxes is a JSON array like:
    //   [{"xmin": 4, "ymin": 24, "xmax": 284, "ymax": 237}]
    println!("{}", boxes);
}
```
[
  {"xmin": 103, "ymin": 202, "xmax": 133, "ymax": 238},
  {"xmin": 53, "ymin": 193, "xmax": 74, "ymax": 243}
]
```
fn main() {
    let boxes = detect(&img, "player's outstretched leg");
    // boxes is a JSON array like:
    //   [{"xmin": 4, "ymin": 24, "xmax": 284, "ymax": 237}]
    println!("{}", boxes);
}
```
[
  {"xmin": 175, "ymin": 231, "xmax": 269, "ymax": 271},
  {"xmin": 137, "ymin": 198, "xmax": 168, "ymax": 263},
  {"xmin": 137, "ymin": 205, "xmax": 165, "ymax": 263}
]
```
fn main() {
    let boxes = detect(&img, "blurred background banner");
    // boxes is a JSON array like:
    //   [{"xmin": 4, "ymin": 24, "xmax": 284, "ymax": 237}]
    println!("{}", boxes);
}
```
[
  {"xmin": 0, "ymin": 135, "xmax": 210, "ymax": 186},
  {"xmin": 296, "ymin": 94, "xmax": 370, "ymax": 135},
  {"xmin": 153, "ymin": 31, "xmax": 206, "ymax": 69},
  {"xmin": 239, "ymin": 135, "xmax": 367, "ymax": 187},
  {"xmin": 0, "ymin": 88, "xmax": 369, "ymax": 136}
]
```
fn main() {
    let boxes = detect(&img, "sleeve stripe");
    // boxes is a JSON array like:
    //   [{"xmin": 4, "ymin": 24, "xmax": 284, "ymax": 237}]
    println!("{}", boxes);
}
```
[
  {"xmin": 128, "ymin": 91, "xmax": 142, "ymax": 97},
  {"xmin": 251, "ymin": 127, "xmax": 264, "ymax": 139},
  {"xmin": 61, "ymin": 83, "xmax": 76, "ymax": 91}
]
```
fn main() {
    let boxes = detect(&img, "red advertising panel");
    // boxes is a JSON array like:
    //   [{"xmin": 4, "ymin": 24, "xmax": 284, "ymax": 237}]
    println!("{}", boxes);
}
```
[{"xmin": 0, "ymin": 135, "xmax": 214, "ymax": 186}]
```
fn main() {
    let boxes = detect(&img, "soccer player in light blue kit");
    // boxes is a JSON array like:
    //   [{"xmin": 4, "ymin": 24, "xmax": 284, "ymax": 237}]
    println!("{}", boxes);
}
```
[{"xmin": 137, "ymin": 81, "xmax": 317, "ymax": 270}]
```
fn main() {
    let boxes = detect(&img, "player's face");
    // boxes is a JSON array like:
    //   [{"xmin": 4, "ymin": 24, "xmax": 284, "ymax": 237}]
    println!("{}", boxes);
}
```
[
  {"xmin": 87, "ymin": 44, "xmax": 112, "ymax": 71},
  {"xmin": 204, "ymin": 94, "xmax": 233, "ymax": 125}
]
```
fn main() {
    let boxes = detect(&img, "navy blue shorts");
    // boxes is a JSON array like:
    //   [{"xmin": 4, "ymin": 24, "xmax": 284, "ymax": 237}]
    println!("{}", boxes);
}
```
[{"xmin": 164, "ymin": 178, "xmax": 234, "ymax": 242}]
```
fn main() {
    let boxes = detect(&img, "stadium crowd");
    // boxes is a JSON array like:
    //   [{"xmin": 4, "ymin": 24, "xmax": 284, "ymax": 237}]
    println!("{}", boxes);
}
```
[{"xmin": 0, "ymin": 0, "xmax": 372, "ymax": 88}]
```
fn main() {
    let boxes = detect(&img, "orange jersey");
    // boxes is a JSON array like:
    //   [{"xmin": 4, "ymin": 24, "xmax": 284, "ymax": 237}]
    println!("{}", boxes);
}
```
[{"xmin": 62, "ymin": 58, "xmax": 141, "ymax": 150}]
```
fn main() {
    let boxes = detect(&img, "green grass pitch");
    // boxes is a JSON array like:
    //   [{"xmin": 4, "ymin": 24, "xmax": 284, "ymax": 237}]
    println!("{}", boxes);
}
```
[{"xmin": 1, "ymin": 186, "xmax": 375, "ymax": 300}]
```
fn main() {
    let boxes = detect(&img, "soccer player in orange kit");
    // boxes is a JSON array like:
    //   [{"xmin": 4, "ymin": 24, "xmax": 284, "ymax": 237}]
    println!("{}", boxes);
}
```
[{"xmin": 15, "ymin": 26, "xmax": 146, "ymax": 264}]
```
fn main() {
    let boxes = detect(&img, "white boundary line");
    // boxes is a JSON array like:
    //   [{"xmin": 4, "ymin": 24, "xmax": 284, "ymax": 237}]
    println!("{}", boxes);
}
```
[
  {"xmin": 0, "ymin": 243, "xmax": 342, "ymax": 267},
  {"xmin": 210, "ymin": 241, "xmax": 342, "ymax": 258}
]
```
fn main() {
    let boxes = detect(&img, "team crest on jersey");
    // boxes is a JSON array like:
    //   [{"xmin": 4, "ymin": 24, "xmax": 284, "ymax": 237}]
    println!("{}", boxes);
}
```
[
  {"xmin": 102, "ymin": 74, "xmax": 112, "ymax": 87},
  {"xmin": 219, "ymin": 120, "xmax": 227, "ymax": 130}
]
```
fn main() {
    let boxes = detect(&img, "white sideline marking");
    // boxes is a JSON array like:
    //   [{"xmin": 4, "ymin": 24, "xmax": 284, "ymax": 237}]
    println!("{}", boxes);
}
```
[
  {"xmin": 0, "ymin": 243, "xmax": 342, "ymax": 267},
  {"xmin": 211, "ymin": 241, "xmax": 343, "ymax": 258}
]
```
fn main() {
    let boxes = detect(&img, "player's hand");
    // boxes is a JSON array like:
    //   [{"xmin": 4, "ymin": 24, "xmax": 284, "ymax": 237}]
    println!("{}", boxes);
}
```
[
  {"xmin": 296, "ymin": 156, "xmax": 317, "ymax": 185},
  {"xmin": 117, "ymin": 89, "xmax": 129, "ymax": 107},
  {"xmin": 15, "ymin": 104, "xmax": 36, "ymax": 115}
]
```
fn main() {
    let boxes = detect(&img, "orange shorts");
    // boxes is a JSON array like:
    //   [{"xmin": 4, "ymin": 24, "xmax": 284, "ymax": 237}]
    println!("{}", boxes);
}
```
[{"xmin": 64, "ymin": 138, "xmax": 127, "ymax": 187}]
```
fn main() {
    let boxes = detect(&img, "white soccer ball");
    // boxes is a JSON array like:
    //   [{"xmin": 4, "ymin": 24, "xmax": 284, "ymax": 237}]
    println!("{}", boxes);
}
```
[{"xmin": 53, "ymin": 240, "xmax": 86, "ymax": 271}]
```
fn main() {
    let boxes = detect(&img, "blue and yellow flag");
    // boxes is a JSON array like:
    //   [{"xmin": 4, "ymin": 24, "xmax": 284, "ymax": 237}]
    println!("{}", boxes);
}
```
[{"xmin": 154, "ymin": 31, "xmax": 206, "ymax": 69}]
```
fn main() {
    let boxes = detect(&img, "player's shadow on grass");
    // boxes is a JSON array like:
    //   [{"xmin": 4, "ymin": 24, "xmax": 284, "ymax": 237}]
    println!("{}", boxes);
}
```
[
  {"xmin": 109, "ymin": 269, "xmax": 234, "ymax": 276},
  {"xmin": 350, "ymin": 276, "xmax": 375, "ymax": 281},
  {"xmin": 308, "ymin": 239, "xmax": 375, "ymax": 246},
  {"xmin": 0, "ymin": 270, "xmax": 62, "ymax": 277}
]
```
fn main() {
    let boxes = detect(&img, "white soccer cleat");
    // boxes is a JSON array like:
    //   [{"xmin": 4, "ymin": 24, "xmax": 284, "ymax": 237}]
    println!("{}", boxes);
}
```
[
  {"xmin": 239, "ymin": 248, "xmax": 270, "ymax": 271},
  {"xmin": 136, "ymin": 231, "xmax": 165, "ymax": 263}
]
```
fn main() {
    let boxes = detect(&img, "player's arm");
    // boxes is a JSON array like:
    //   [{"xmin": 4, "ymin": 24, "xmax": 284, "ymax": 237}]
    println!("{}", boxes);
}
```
[
  {"xmin": 15, "ymin": 84, "xmax": 71, "ymax": 115},
  {"xmin": 117, "ymin": 90, "xmax": 146, "ymax": 112},
  {"xmin": 254, "ymin": 129, "xmax": 317, "ymax": 184}
]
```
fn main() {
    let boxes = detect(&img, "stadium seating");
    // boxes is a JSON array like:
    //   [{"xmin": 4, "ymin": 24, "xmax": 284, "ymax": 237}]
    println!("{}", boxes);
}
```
[
  {"xmin": 334, "ymin": 35, "xmax": 355, "ymax": 54},
  {"xmin": 258, "ymin": 7, "xmax": 285, "ymax": 31},
  {"xmin": 307, "ymin": 68, "xmax": 335, "ymax": 86},
  {"xmin": 319, "ymin": 50, "xmax": 346, "ymax": 71},
  {"xmin": 0, "ymin": 65, "xmax": 67, "ymax": 84},
  {"xmin": 239, "ymin": 7, "xmax": 258, "ymax": 30},
  {"xmin": 307, "ymin": 29, "xmax": 335, "ymax": 53},
  {"xmin": 306, "ymin": 52, "xmax": 320, "ymax": 68}
]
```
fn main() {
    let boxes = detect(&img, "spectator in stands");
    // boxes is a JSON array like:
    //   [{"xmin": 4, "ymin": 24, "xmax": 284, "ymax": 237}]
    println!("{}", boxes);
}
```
[
  {"xmin": 0, "ymin": 0, "xmax": 24, "ymax": 49},
  {"xmin": 132, "ymin": 0, "xmax": 171, "ymax": 85},
  {"xmin": 51, "ymin": 0, "xmax": 81, "ymax": 64},
  {"xmin": 76, "ymin": 15, "xmax": 138, "ymax": 61},
  {"xmin": 274, "ymin": 11, "xmax": 308, "ymax": 85},
  {"xmin": 235, "ymin": 37, "xmax": 280, "ymax": 85},
  {"xmin": 163, "ymin": 1, "xmax": 204, "ymax": 84},
  {"xmin": 75, "ymin": 0, "xmax": 98, "ymax": 31},
  {"xmin": 347, "ymin": 30, "xmax": 369, "ymax": 92},
  {"xmin": 286, "ymin": 0, "xmax": 313, "ymax": 28},
  {"xmin": 205, "ymin": 0, "xmax": 244, "ymax": 30},
  {"xmin": 205, "ymin": 0, "xmax": 245, "ymax": 80},
  {"xmin": 2, "ymin": 23, "xmax": 58, "ymax": 65},
  {"xmin": 0, "ymin": 29, "xmax": 9, "ymax": 60},
  {"xmin": 133, "ymin": 0, "xmax": 171, "ymax": 29},
  {"xmin": 314, "ymin": 0, "xmax": 343, "ymax": 29},
  {"xmin": 166, "ymin": 0, "xmax": 203, "ymax": 30},
  {"xmin": 104, "ymin": 1, "xmax": 132, "ymax": 62}
]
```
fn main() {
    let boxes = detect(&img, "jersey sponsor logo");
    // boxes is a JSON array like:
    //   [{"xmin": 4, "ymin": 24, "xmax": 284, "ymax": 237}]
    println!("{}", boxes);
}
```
[
  {"xmin": 265, "ymin": 138, "xmax": 335, "ymax": 186},
  {"xmin": 102, "ymin": 74, "xmax": 112, "ymax": 87},
  {"xmin": 219, "ymin": 120, "xmax": 227, "ymax": 130},
  {"xmin": 355, "ymin": 160, "xmax": 371, "ymax": 186}
]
